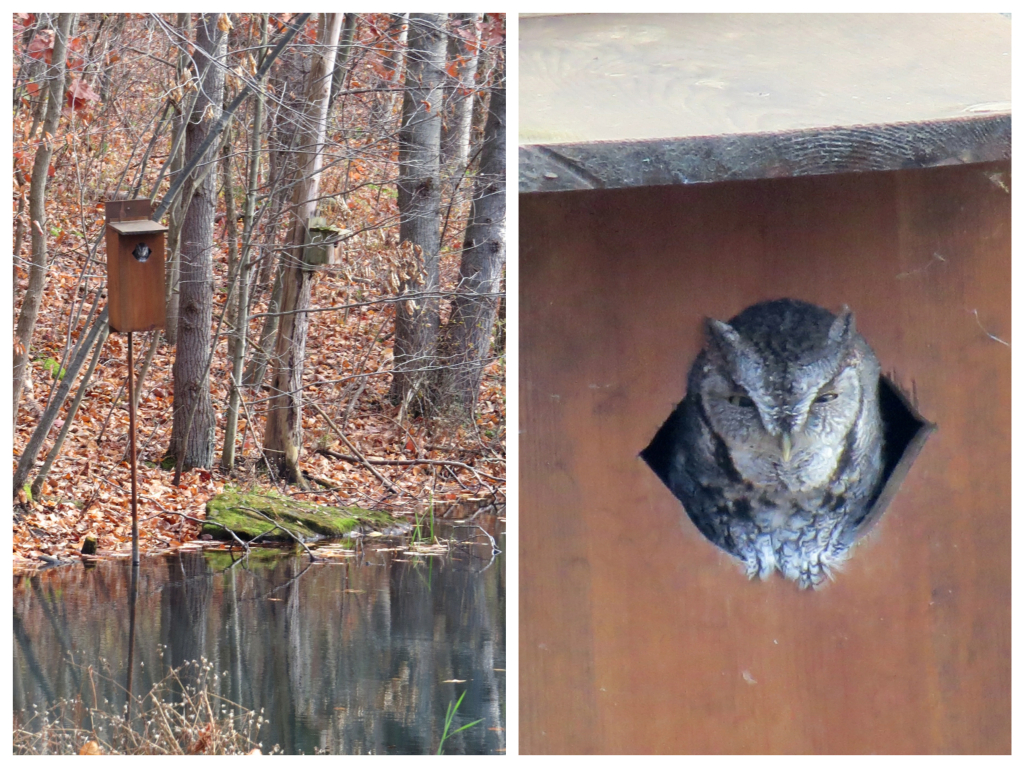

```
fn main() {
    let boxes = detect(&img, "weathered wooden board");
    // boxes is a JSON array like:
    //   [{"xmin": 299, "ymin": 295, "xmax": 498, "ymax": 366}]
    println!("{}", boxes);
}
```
[
  {"xmin": 520, "ymin": 14, "xmax": 1010, "ymax": 192},
  {"xmin": 519, "ymin": 161, "xmax": 1010, "ymax": 753}
]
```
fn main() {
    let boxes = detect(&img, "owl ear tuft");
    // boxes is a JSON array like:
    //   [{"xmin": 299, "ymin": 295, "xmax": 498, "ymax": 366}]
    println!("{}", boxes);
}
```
[
  {"xmin": 705, "ymin": 318, "xmax": 738, "ymax": 350},
  {"xmin": 704, "ymin": 318, "xmax": 749, "ymax": 367},
  {"xmin": 828, "ymin": 307, "xmax": 856, "ymax": 347}
]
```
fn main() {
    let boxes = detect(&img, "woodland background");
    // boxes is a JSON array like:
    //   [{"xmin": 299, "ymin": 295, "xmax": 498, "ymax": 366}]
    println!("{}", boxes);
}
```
[{"xmin": 11, "ymin": 12, "xmax": 507, "ymax": 567}]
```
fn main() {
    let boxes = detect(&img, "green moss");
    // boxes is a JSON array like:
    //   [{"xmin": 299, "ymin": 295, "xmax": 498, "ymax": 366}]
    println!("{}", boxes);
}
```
[
  {"xmin": 203, "ymin": 490, "xmax": 392, "ymax": 543},
  {"xmin": 203, "ymin": 547, "xmax": 284, "ymax": 570}
]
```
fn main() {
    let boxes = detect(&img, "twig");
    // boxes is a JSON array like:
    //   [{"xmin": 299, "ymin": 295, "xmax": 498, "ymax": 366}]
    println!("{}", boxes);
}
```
[
  {"xmin": 97, "ymin": 477, "xmax": 251, "ymax": 555},
  {"xmin": 236, "ymin": 506, "xmax": 317, "ymax": 561},
  {"xmin": 310, "ymin": 401, "xmax": 405, "ymax": 495},
  {"xmin": 151, "ymin": 13, "xmax": 312, "ymax": 222},
  {"xmin": 384, "ymin": 412, "xmax": 420, "ymax": 456},
  {"xmin": 237, "ymin": 384, "xmax": 279, "ymax": 484},
  {"xmin": 339, "ymin": 314, "xmax": 389, "ymax": 430},
  {"xmin": 463, "ymin": 523, "xmax": 499, "ymax": 554},
  {"xmin": 304, "ymin": 472, "xmax": 340, "ymax": 490},
  {"xmin": 316, "ymin": 448, "xmax": 504, "ymax": 484}
]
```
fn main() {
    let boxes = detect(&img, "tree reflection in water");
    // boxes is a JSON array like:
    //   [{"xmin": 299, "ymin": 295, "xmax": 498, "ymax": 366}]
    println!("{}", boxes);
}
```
[{"xmin": 13, "ymin": 520, "xmax": 505, "ymax": 755}]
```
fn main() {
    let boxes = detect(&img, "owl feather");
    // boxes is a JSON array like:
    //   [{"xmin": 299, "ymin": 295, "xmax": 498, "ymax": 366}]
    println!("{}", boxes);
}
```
[{"xmin": 649, "ymin": 298, "xmax": 886, "ymax": 589}]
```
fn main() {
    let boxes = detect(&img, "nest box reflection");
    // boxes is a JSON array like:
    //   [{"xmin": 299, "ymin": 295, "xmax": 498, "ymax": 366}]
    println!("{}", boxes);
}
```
[{"xmin": 132, "ymin": 242, "xmax": 152, "ymax": 262}]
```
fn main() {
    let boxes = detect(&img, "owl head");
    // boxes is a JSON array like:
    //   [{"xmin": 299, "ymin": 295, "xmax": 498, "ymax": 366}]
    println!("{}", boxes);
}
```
[{"xmin": 693, "ymin": 299, "xmax": 880, "ymax": 489}]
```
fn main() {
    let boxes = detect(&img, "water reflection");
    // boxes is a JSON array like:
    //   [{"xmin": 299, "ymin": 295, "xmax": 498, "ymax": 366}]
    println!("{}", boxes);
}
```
[{"xmin": 13, "ymin": 520, "xmax": 505, "ymax": 755}]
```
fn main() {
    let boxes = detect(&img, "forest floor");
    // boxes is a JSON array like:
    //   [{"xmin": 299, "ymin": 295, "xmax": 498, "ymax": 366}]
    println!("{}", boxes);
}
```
[{"xmin": 13, "ymin": 229, "xmax": 506, "ymax": 572}]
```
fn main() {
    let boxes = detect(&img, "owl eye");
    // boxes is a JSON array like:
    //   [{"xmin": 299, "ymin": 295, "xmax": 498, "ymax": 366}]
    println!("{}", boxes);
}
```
[
  {"xmin": 728, "ymin": 394, "xmax": 755, "ymax": 408},
  {"xmin": 815, "ymin": 392, "xmax": 838, "ymax": 404}
]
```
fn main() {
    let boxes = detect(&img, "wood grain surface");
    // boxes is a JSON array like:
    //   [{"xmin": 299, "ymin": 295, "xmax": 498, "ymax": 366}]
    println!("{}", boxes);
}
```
[
  {"xmin": 519, "ymin": 161, "xmax": 1010, "ymax": 754},
  {"xmin": 105, "ymin": 198, "xmax": 166, "ymax": 333},
  {"xmin": 519, "ymin": 14, "xmax": 1010, "ymax": 193}
]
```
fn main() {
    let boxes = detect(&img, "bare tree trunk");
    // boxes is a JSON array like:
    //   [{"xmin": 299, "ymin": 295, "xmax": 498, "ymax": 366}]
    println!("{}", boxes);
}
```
[
  {"xmin": 244, "ymin": 43, "xmax": 305, "ymax": 380},
  {"xmin": 434, "ymin": 52, "xmax": 505, "ymax": 416},
  {"xmin": 441, "ymin": 13, "xmax": 482, "ymax": 176},
  {"xmin": 370, "ymin": 14, "xmax": 409, "ymax": 124},
  {"xmin": 222, "ymin": 13, "xmax": 267, "ymax": 470},
  {"xmin": 13, "ymin": 12, "xmax": 75, "ymax": 427},
  {"xmin": 220, "ymin": 109, "xmax": 239, "ymax": 359},
  {"xmin": 14, "ymin": 21, "xmax": 40, "ymax": 115},
  {"xmin": 24, "ymin": 16, "xmax": 55, "ymax": 137},
  {"xmin": 254, "ymin": 96, "xmax": 292, "ymax": 294},
  {"xmin": 14, "ymin": 169, "xmax": 28, "ymax": 280},
  {"xmin": 31, "ymin": 324, "xmax": 109, "ymax": 499},
  {"xmin": 168, "ymin": 14, "xmax": 224, "ymax": 469},
  {"xmin": 389, "ymin": 13, "xmax": 447, "ymax": 412},
  {"xmin": 328, "ymin": 13, "xmax": 358, "ymax": 112},
  {"xmin": 164, "ymin": 12, "xmax": 193, "ymax": 346},
  {"xmin": 14, "ymin": 308, "xmax": 108, "ymax": 497},
  {"xmin": 243, "ymin": 260, "xmax": 281, "ymax": 388},
  {"xmin": 264, "ymin": 12, "xmax": 343, "ymax": 485},
  {"xmin": 470, "ymin": 32, "xmax": 496, "ymax": 156}
]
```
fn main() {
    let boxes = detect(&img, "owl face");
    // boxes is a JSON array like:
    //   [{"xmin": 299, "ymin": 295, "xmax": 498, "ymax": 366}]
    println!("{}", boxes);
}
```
[{"xmin": 696, "ymin": 304, "xmax": 870, "ymax": 491}]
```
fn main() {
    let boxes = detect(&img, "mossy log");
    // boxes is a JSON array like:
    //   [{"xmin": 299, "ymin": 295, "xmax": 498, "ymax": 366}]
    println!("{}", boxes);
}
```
[{"xmin": 203, "ymin": 489, "xmax": 392, "ymax": 542}]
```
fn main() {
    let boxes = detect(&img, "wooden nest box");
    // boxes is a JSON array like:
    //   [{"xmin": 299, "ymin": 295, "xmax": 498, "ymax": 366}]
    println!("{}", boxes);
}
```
[
  {"xmin": 105, "ymin": 198, "xmax": 167, "ymax": 333},
  {"xmin": 519, "ymin": 13, "xmax": 1009, "ymax": 754},
  {"xmin": 303, "ymin": 216, "xmax": 349, "ymax": 266}
]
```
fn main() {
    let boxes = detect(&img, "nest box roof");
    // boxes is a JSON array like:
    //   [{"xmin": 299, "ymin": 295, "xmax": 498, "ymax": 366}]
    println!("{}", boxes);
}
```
[{"xmin": 108, "ymin": 220, "xmax": 168, "ymax": 235}]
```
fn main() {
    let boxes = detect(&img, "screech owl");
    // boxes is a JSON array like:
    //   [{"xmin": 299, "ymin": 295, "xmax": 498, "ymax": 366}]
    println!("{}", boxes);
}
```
[{"xmin": 645, "ymin": 298, "xmax": 886, "ymax": 589}]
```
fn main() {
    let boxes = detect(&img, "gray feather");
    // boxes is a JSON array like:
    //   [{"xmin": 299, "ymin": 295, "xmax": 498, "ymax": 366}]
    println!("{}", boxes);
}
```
[{"xmin": 651, "ymin": 298, "xmax": 885, "ymax": 589}]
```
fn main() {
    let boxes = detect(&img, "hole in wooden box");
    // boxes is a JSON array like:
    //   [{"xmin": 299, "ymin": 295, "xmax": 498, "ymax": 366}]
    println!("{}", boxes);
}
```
[
  {"xmin": 132, "ymin": 241, "xmax": 152, "ymax": 262},
  {"xmin": 641, "ymin": 374, "xmax": 934, "ymax": 548}
]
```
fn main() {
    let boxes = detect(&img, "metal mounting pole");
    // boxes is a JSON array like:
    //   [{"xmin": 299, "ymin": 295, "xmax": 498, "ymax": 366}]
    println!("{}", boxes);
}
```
[{"xmin": 127, "ymin": 331, "xmax": 139, "ymax": 566}]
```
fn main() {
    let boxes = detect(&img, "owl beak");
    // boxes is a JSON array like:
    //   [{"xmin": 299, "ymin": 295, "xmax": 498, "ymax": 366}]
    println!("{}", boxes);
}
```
[{"xmin": 780, "ymin": 432, "xmax": 793, "ymax": 463}]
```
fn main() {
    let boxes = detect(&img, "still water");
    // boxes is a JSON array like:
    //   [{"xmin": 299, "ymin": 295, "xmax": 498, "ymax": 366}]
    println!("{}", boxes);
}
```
[{"xmin": 13, "ymin": 519, "xmax": 505, "ymax": 754}]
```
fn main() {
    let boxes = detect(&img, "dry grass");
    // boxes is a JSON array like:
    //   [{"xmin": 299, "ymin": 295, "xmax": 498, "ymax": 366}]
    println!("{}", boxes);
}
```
[{"xmin": 14, "ymin": 656, "xmax": 278, "ymax": 755}]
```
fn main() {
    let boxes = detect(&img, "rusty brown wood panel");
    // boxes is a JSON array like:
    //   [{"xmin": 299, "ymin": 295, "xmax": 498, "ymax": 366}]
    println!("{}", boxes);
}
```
[
  {"xmin": 519, "ymin": 161, "xmax": 1010, "ymax": 754},
  {"xmin": 105, "ymin": 198, "xmax": 166, "ymax": 333}
]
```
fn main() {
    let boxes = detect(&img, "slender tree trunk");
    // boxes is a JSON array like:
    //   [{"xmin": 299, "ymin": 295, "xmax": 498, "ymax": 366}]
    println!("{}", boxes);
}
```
[
  {"xmin": 254, "ymin": 98, "xmax": 291, "ymax": 295},
  {"xmin": 389, "ymin": 13, "xmax": 447, "ymax": 411},
  {"xmin": 164, "ymin": 12, "xmax": 193, "ymax": 346},
  {"xmin": 222, "ymin": 13, "xmax": 267, "ymax": 470},
  {"xmin": 168, "ymin": 14, "xmax": 224, "ymax": 469},
  {"xmin": 14, "ymin": 308, "xmax": 108, "ymax": 497},
  {"xmin": 370, "ymin": 14, "xmax": 409, "ymax": 124},
  {"xmin": 14, "ymin": 169, "xmax": 28, "ymax": 279},
  {"xmin": 25, "ymin": 17, "xmax": 54, "ymax": 137},
  {"xmin": 14, "ymin": 23, "xmax": 39, "ymax": 114},
  {"xmin": 245, "ymin": 50, "xmax": 303, "ymax": 370},
  {"xmin": 441, "ymin": 13, "xmax": 482, "ymax": 177},
  {"xmin": 13, "ymin": 12, "xmax": 75, "ymax": 427},
  {"xmin": 470, "ymin": 34, "xmax": 495, "ymax": 155},
  {"xmin": 434, "ymin": 52, "xmax": 506, "ymax": 416},
  {"xmin": 264, "ymin": 12, "xmax": 343, "ymax": 485},
  {"xmin": 243, "ymin": 260, "xmax": 282, "ymax": 388},
  {"xmin": 256, "ymin": 52, "xmax": 307, "ymax": 295},
  {"xmin": 220, "ymin": 111, "xmax": 239, "ymax": 359},
  {"xmin": 328, "ymin": 13, "xmax": 358, "ymax": 112},
  {"xmin": 31, "ymin": 324, "xmax": 109, "ymax": 499}
]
